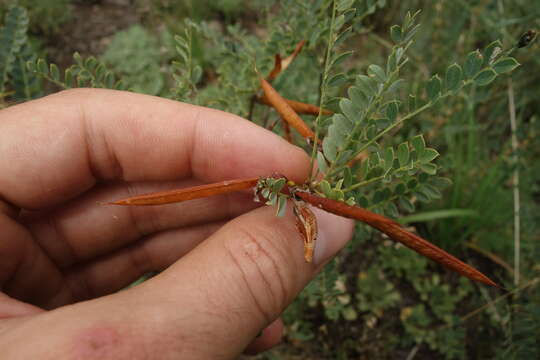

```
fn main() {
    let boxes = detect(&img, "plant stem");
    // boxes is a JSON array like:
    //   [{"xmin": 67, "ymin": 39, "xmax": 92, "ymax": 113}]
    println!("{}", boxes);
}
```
[
  {"xmin": 341, "ymin": 164, "xmax": 410, "ymax": 193},
  {"xmin": 458, "ymin": 277, "xmax": 539, "ymax": 324},
  {"xmin": 507, "ymin": 78, "xmax": 520, "ymax": 286},
  {"xmin": 309, "ymin": 0, "xmax": 337, "ymax": 182}
]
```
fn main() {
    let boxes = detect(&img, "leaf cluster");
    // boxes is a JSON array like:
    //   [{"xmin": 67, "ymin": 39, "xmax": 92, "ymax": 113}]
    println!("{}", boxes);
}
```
[
  {"xmin": 7, "ymin": 0, "xmax": 71, "ymax": 34},
  {"xmin": 254, "ymin": 177, "xmax": 288, "ymax": 217},
  {"xmin": 172, "ymin": 19, "xmax": 202, "ymax": 101}
]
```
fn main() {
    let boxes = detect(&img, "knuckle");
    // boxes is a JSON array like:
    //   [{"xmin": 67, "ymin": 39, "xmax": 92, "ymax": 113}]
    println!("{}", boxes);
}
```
[{"xmin": 223, "ymin": 224, "xmax": 292, "ymax": 323}]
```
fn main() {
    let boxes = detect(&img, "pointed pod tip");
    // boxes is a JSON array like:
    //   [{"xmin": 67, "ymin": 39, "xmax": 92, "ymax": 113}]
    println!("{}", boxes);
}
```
[
  {"xmin": 107, "ymin": 200, "xmax": 129, "ymax": 206},
  {"xmin": 477, "ymin": 275, "xmax": 504, "ymax": 289},
  {"xmin": 491, "ymin": 282, "xmax": 509, "ymax": 292},
  {"xmin": 97, "ymin": 200, "xmax": 123, "ymax": 206}
]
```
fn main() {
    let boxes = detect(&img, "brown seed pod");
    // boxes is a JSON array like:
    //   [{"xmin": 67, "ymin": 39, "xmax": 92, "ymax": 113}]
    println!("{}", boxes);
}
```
[
  {"xmin": 293, "ymin": 200, "xmax": 318, "ymax": 263},
  {"xmin": 295, "ymin": 191, "xmax": 501, "ymax": 288},
  {"xmin": 260, "ymin": 77, "xmax": 316, "ymax": 141},
  {"xmin": 110, "ymin": 177, "xmax": 259, "ymax": 206}
]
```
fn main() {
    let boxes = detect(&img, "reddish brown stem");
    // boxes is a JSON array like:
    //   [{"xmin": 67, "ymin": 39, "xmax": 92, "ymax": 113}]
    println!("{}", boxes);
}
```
[
  {"xmin": 260, "ymin": 77, "xmax": 316, "ymax": 140},
  {"xmin": 295, "ymin": 191, "xmax": 501, "ymax": 288},
  {"xmin": 110, "ymin": 177, "xmax": 259, "ymax": 206}
]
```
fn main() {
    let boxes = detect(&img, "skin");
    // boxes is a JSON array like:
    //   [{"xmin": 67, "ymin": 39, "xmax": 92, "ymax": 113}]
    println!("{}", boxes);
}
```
[{"xmin": 0, "ymin": 89, "xmax": 354, "ymax": 359}]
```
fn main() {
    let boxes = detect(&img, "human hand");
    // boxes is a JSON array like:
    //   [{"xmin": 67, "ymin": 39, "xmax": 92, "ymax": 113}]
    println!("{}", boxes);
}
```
[{"xmin": 0, "ymin": 89, "xmax": 353, "ymax": 359}]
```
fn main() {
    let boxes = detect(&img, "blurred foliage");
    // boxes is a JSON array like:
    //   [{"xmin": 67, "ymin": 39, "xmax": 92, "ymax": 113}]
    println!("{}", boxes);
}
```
[
  {"xmin": 0, "ymin": 0, "xmax": 72, "ymax": 34},
  {"xmin": 0, "ymin": 5, "xmax": 28, "ymax": 96},
  {"xmin": 101, "ymin": 24, "xmax": 168, "ymax": 95},
  {"xmin": 1, "ymin": 0, "xmax": 539, "ymax": 359}
]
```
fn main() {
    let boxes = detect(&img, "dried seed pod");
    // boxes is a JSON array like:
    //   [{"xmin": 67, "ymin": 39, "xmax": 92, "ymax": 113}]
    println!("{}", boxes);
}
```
[
  {"xmin": 517, "ymin": 30, "xmax": 537, "ymax": 48},
  {"xmin": 267, "ymin": 54, "xmax": 282, "ymax": 82},
  {"xmin": 295, "ymin": 191, "xmax": 501, "ymax": 287},
  {"xmin": 293, "ymin": 200, "xmax": 318, "ymax": 263},
  {"xmin": 267, "ymin": 40, "xmax": 305, "ymax": 81},
  {"xmin": 260, "ymin": 77, "xmax": 316, "ymax": 140},
  {"xmin": 258, "ymin": 95, "xmax": 332, "ymax": 116},
  {"xmin": 110, "ymin": 177, "xmax": 259, "ymax": 206}
]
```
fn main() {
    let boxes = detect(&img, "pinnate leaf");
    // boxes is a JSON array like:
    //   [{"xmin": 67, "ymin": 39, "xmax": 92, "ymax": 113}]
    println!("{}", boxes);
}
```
[
  {"xmin": 390, "ymin": 25, "xmax": 402, "ymax": 43},
  {"xmin": 367, "ymin": 64, "xmax": 386, "ymax": 83},
  {"xmin": 464, "ymin": 50, "xmax": 483, "ymax": 78},
  {"xmin": 492, "ymin": 57, "xmax": 520, "ymax": 74},
  {"xmin": 397, "ymin": 142, "xmax": 410, "ymax": 167},
  {"xmin": 445, "ymin": 63, "xmax": 462, "ymax": 91},
  {"xmin": 474, "ymin": 68, "xmax": 497, "ymax": 86},
  {"xmin": 419, "ymin": 148, "xmax": 439, "ymax": 163},
  {"xmin": 426, "ymin": 75, "xmax": 441, "ymax": 101}
]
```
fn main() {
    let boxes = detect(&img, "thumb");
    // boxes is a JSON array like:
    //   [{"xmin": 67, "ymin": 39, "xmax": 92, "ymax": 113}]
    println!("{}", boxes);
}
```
[
  {"xmin": 140, "ymin": 201, "xmax": 354, "ymax": 358},
  {"xmin": 0, "ymin": 203, "xmax": 353, "ymax": 359}
]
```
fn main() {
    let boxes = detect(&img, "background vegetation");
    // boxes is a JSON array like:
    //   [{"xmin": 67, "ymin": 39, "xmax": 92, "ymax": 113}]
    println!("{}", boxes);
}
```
[{"xmin": 1, "ymin": 0, "xmax": 539, "ymax": 359}]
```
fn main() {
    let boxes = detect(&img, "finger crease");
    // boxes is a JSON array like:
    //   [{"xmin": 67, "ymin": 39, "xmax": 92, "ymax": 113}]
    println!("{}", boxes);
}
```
[
  {"xmin": 80, "ymin": 100, "xmax": 124, "ymax": 180},
  {"xmin": 225, "ymin": 244, "xmax": 272, "ymax": 324},
  {"xmin": 50, "ymin": 216, "xmax": 78, "ymax": 267},
  {"xmin": 253, "ymin": 231, "xmax": 289, "ymax": 310},
  {"xmin": 123, "ymin": 184, "xmax": 151, "ymax": 238},
  {"xmin": 188, "ymin": 108, "xmax": 203, "ymax": 179},
  {"xmin": 128, "ymin": 240, "xmax": 152, "ymax": 275},
  {"xmin": 79, "ymin": 101, "xmax": 101, "ymax": 181},
  {"xmin": 63, "ymin": 264, "xmax": 95, "ymax": 301},
  {"xmin": 101, "ymin": 128, "xmax": 125, "ymax": 180}
]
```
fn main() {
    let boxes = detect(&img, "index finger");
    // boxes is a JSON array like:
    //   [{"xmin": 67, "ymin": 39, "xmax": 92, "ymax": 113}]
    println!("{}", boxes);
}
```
[{"xmin": 0, "ymin": 89, "xmax": 310, "ymax": 209}]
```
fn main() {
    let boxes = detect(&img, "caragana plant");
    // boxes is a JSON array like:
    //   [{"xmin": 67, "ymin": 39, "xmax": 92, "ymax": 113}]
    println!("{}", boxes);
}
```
[
  {"xmin": 106, "ymin": 3, "xmax": 531, "ymax": 290},
  {"xmin": 17, "ymin": 1, "xmax": 534, "ymax": 287}
]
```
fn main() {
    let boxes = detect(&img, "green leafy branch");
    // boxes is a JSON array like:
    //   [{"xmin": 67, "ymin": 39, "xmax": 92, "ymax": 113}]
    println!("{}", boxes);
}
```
[
  {"xmin": 27, "ymin": 52, "xmax": 127, "ymax": 90},
  {"xmin": 310, "ymin": 10, "xmax": 520, "ymax": 214},
  {"xmin": 11, "ymin": 44, "xmax": 42, "ymax": 101},
  {"xmin": 172, "ymin": 19, "xmax": 202, "ymax": 102}
]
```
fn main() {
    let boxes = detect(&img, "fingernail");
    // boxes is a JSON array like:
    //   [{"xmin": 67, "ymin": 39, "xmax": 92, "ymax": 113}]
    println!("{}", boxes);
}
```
[{"xmin": 311, "ymin": 206, "xmax": 355, "ymax": 266}]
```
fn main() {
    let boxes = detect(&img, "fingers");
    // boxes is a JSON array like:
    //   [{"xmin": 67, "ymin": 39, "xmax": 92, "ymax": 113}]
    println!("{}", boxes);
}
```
[
  {"xmin": 0, "ymin": 204, "xmax": 354, "ymax": 359},
  {"xmin": 48, "ymin": 221, "xmax": 225, "ymax": 308},
  {"xmin": 4, "ymin": 218, "xmax": 225, "ymax": 309},
  {"xmin": 119, "ymin": 203, "xmax": 354, "ymax": 357},
  {"xmin": 0, "ymin": 89, "xmax": 310, "ymax": 210},
  {"xmin": 0, "ymin": 214, "xmax": 64, "ymax": 308}
]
